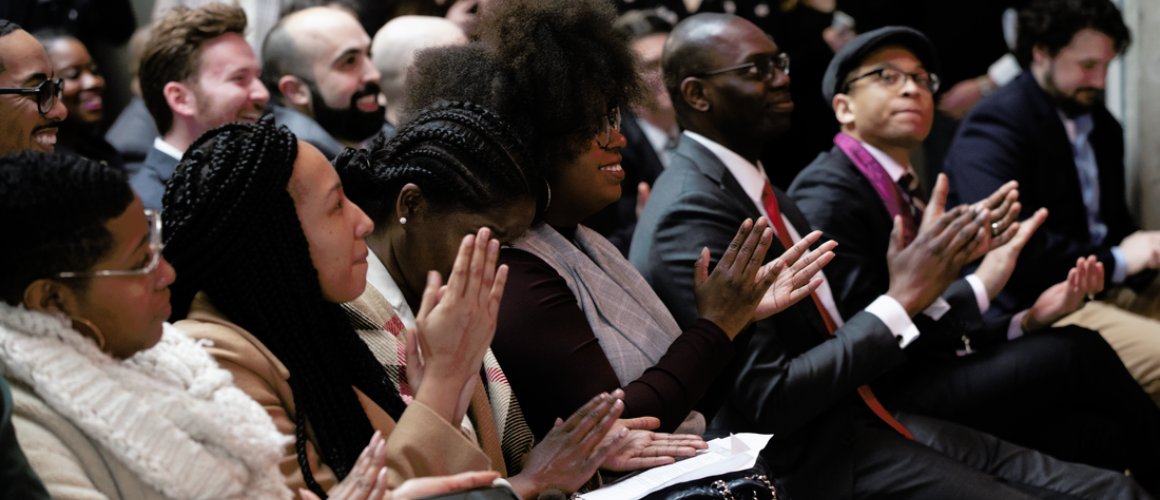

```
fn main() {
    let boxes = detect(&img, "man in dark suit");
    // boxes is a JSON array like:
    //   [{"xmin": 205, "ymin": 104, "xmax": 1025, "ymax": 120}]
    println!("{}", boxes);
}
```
[
  {"xmin": 789, "ymin": 26, "xmax": 1160, "ymax": 483},
  {"xmin": 631, "ymin": 13, "xmax": 1151, "ymax": 499},
  {"xmin": 943, "ymin": 0, "xmax": 1160, "ymax": 404}
]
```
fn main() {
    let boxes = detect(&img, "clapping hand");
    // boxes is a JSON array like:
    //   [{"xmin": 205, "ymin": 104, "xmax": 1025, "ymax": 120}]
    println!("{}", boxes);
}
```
[
  {"xmin": 301, "ymin": 431, "xmax": 391, "ymax": 500},
  {"xmin": 693, "ymin": 218, "xmax": 779, "ymax": 339},
  {"xmin": 973, "ymin": 208, "xmax": 1047, "ymax": 300},
  {"xmin": 750, "ymin": 230, "xmax": 835, "ymax": 322},
  {"xmin": 598, "ymin": 392, "xmax": 708, "ymax": 471},
  {"xmin": 1023, "ymin": 256, "xmax": 1104, "ymax": 332}
]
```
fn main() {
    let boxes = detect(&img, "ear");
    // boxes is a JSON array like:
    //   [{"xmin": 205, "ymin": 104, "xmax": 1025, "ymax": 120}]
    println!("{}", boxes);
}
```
[
  {"xmin": 1031, "ymin": 44, "xmax": 1051, "ymax": 68},
  {"xmin": 163, "ymin": 81, "xmax": 196, "ymax": 119},
  {"xmin": 394, "ymin": 183, "xmax": 426, "ymax": 227},
  {"xmin": 833, "ymin": 93, "xmax": 856, "ymax": 127},
  {"xmin": 680, "ymin": 77, "xmax": 712, "ymax": 112},
  {"xmin": 22, "ymin": 279, "xmax": 81, "ymax": 317},
  {"xmin": 278, "ymin": 75, "xmax": 312, "ymax": 109}
]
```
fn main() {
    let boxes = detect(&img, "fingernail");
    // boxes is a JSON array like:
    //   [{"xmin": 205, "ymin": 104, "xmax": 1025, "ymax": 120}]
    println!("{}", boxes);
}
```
[
  {"xmin": 427, "ymin": 271, "xmax": 439, "ymax": 285},
  {"xmin": 480, "ymin": 227, "xmax": 490, "ymax": 239}
]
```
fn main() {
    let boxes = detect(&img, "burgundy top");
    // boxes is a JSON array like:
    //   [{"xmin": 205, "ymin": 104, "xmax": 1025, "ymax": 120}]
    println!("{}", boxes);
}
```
[{"xmin": 491, "ymin": 227, "xmax": 744, "ymax": 439}]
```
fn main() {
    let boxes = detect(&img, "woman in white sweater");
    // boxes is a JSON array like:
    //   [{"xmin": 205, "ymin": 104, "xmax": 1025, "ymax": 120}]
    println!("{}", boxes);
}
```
[{"xmin": 0, "ymin": 151, "xmax": 501, "ymax": 500}]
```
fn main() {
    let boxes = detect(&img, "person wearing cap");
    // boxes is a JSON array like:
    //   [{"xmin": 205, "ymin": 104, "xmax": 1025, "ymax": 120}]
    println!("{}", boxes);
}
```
[
  {"xmin": 789, "ymin": 25, "xmax": 1160, "ymax": 490},
  {"xmin": 631, "ymin": 12, "xmax": 1151, "ymax": 499},
  {"xmin": 944, "ymin": 0, "xmax": 1160, "ymax": 406}
]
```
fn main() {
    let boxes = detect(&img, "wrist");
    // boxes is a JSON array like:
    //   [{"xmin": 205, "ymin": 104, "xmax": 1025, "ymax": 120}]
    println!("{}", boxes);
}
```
[
  {"xmin": 507, "ymin": 472, "xmax": 540, "ymax": 499},
  {"xmin": 885, "ymin": 289, "xmax": 922, "ymax": 318},
  {"xmin": 414, "ymin": 375, "xmax": 466, "ymax": 424},
  {"xmin": 699, "ymin": 314, "xmax": 742, "ymax": 340}
]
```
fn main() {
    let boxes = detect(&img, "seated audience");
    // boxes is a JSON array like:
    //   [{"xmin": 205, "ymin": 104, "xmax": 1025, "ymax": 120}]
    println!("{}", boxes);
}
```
[
  {"xmin": 0, "ymin": 151, "xmax": 500, "ymax": 500},
  {"xmin": 0, "ymin": 20, "xmax": 66, "ymax": 156},
  {"xmin": 132, "ymin": 4, "xmax": 269, "ymax": 209},
  {"xmin": 163, "ymin": 115, "xmax": 629, "ymax": 499},
  {"xmin": 788, "ymin": 26, "xmax": 1160, "ymax": 486},
  {"xmin": 944, "ymin": 0, "xmax": 1160, "ymax": 401},
  {"xmin": 263, "ymin": 5, "xmax": 385, "ymax": 159},
  {"xmin": 370, "ymin": 15, "xmax": 466, "ymax": 139},
  {"xmin": 409, "ymin": 0, "xmax": 832, "ymax": 440},
  {"xmin": 105, "ymin": 23, "xmax": 160, "ymax": 173},
  {"xmin": 33, "ymin": 29, "xmax": 123, "ymax": 170},
  {"xmin": 582, "ymin": 9, "xmax": 677, "ymax": 255},
  {"xmin": 630, "ymin": 12, "xmax": 1151, "ymax": 499}
]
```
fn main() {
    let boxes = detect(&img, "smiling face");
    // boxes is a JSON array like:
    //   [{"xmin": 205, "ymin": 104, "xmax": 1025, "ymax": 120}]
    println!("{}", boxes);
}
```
[
  {"xmin": 65, "ymin": 196, "xmax": 177, "ymax": 359},
  {"xmin": 541, "ymin": 123, "xmax": 627, "ymax": 226},
  {"xmin": 44, "ymin": 37, "xmax": 104, "ymax": 126},
  {"xmin": 0, "ymin": 30, "xmax": 67, "ymax": 154},
  {"xmin": 698, "ymin": 19, "xmax": 793, "ymax": 146},
  {"xmin": 289, "ymin": 141, "xmax": 375, "ymax": 303},
  {"xmin": 1033, "ymin": 28, "xmax": 1115, "ymax": 116},
  {"xmin": 834, "ymin": 45, "xmax": 934, "ymax": 151},
  {"xmin": 183, "ymin": 33, "xmax": 268, "ymax": 137}
]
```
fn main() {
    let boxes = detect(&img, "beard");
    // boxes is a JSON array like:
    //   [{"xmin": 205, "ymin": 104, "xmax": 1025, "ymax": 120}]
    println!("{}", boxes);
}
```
[
  {"xmin": 1044, "ymin": 61, "xmax": 1105, "ymax": 117},
  {"xmin": 309, "ymin": 81, "xmax": 386, "ymax": 144}
]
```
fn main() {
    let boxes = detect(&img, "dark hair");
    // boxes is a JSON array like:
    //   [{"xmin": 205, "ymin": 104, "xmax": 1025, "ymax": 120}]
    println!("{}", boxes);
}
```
[
  {"xmin": 338, "ymin": 101, "xmax": 537, "ymax": 226},
  {"xmin": 161, "ymin": 115, "xmax": 406, "ymax": 496},
  {"xmin": 1016, "ymin": 0, "xmax": 1131, "ymax": 68},
  {"xmin": 0, "ymin": 152, "xmax": 134, "ymax": 305},
  {"xmin": 615, "ymin": 9, "xmax": 675, "ymax": 40},
  {"xmin": 409, "ymin": 0, "xmax": 648, "ymax": 176},
  {"xmin": 0, "ymin": 19, "xmax": 25, "ymax": 75},
  {"xmin": 140, "ymin": 4, "xmax": 248, "ymax": 134}
]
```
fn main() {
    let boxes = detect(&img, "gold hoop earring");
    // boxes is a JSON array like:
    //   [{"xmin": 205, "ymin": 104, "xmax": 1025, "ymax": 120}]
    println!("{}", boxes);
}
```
[
  {"xmin": 70, "ymin": 317, "xmax": 106, "ymax": 350},
  {"xmin": 543, "ymin": 179, "xmax": 552, "ymax": 211}
]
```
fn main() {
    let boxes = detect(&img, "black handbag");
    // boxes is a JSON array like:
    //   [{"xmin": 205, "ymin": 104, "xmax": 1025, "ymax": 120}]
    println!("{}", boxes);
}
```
[{"xmin": 638, "ymin": 457, "xmax": 789, "ymax": 500}]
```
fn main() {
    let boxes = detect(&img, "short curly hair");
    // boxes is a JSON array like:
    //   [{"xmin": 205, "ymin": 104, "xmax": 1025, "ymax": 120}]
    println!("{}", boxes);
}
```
[
  {"xmin": 406, "ymin": 0, "xmax": 648, "ymax": 176},
  {"xmin": 0, "ymin": 152, "xmax": 134, "ymax": 305},
  {"xmin": 1016, "ymin": 0, "xmax": 1131, "ymax": 69}
]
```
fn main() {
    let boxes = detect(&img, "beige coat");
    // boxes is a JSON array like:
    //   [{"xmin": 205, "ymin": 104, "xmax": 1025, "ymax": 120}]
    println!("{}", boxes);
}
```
[
  {"xmin": 10, "ymin": 379, "xmax": 167, "ymax": 500},
  {"xmin": 175, "ymin": 292, "xmax": 493, "ymax": 496}
]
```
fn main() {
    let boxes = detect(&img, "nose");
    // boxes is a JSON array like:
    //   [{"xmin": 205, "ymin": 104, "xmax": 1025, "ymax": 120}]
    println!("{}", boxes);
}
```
[
  {"xmin": 46, "ymin": 94, "xmax": 67, "ymax": 121},
  {"xmin": 154, "ymin": 255, "xmax": 177, "ymax": 289},
  {"xmin": 350, "ymin": 198, "xmax": 375, "ymax": 238},
  {"xmin": 362, "ymin": 58, "xmax": 382, "ymax": 86},
  {"xmin": 607, "ymin": 126, "xmax": 628, "ymax": 149},
  {"xmin": 82, "ymin": 71, "xmax": 105, "ymax": 92},
  {"xmin": 251, "ymin": 78, "xmax": 271, "ymax": 106},
  {"xmin": 1088, "ymin": 66, "xmax": 1108, "ymax": 89},
  {"xmin": 899, "ymin": 74, "xmax": 923, "ymax": 96}
]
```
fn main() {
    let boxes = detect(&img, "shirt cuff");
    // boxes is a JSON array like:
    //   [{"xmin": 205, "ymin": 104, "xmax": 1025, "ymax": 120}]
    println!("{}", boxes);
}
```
[
  {"xmin": 1111, "ymin": 246, "xmax": 1129, "ymax": 284},
  {"xmin": 1009, "ymin": 310, "xmax": 1029, "ymax": 340},
  {"xmin": 964, "ymin": 274, "xmax": 991, "ymax": 313},
  {"xmin": 988, "ymin": 53, "xmax": 1022, "ymax": 87},
  {"xmin": 866, "ymin": 295, "xmax": 920, "ymax": 348}
]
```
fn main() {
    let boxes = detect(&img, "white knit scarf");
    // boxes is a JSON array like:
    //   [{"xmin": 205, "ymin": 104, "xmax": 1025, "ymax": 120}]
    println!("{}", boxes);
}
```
[{"xmin": 0, "ymin": 302, "xmax": 292, "ymax": 500}]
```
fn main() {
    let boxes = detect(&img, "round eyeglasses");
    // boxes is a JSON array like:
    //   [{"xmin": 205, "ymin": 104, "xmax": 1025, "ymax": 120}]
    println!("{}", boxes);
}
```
[
  {"xmin": 844, "ymin": 67, "xmax": 940, "ymax": 94},
  {"xmin": 56, "ymin": 210, "xmax": 164, "ymax": 278},
  {"xmin": 0, "ymin": 78, "xmax": 64, "ymax": 115},
  {"xmin": 596, "ymin": 107, "xmax": 623, "ymax": 149},
  {"xmin": 697, "ymin": 53, "xmax": 791, "ymax": 82}
]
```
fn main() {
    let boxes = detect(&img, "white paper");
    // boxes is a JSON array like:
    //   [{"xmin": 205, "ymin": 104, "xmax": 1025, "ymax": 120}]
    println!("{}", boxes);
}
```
[{"xmin": 579, "ymin": 433, "xmax": 773, "ymax": 500}]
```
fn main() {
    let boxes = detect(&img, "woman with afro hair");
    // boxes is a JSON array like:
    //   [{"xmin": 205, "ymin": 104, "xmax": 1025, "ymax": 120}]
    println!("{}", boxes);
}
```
[{"xmin": 403, "ymin": 0, "xmax": 832, "ymax": 441}]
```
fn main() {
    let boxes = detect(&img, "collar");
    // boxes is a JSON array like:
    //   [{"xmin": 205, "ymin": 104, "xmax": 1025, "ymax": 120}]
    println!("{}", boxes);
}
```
[
  {"xmin": 637, "ymin": 117, "xmax": 678, "ymax": 153},
  {"xmin": 153, "ymin": 136, "xmax": 184, "ymax": 161},
  {"xmin": 1056, "ymin": 109, "xmax": 1094, "ymax": 146},
  {"xmin": 684, "ymin": 131, "xmax": 769, "ymax": 209},
  {"xmin": 365, "ymin": 249, "xmax": 416, "ymax": 330},
  {"xmin": 859, "ymin": 140, "xmax": 914, "ymax": 183}
]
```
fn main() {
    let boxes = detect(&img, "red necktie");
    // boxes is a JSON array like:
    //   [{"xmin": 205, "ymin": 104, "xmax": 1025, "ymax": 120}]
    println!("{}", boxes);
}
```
[{"xmin": 761, "ymin": 182, "xmax": 914, "ymax": 440}]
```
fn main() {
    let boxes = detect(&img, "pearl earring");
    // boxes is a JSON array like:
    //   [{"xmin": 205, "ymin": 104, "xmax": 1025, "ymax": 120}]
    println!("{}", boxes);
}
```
[{"xmin": 399, "ymin": 217, "xmax": 407, "ymax": 225}]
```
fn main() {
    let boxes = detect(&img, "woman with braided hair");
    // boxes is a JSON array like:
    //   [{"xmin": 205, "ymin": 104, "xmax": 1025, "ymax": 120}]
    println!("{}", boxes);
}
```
[
  {"xmin": 161, "ymin": 115, "xmax": 620, "ymax": 499},
  {"xmin": 337, "ymin": 100, "xmax": 712, "ymax": 497},
  {"xmin": 402, "ymin": 0, "xmax": 835, "ymax": 441}
]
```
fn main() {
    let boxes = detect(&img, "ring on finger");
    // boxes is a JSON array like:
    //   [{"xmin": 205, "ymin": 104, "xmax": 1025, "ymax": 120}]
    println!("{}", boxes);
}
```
[{"xmin": 990, "ymin": 222, "xmax": 1001, "ymax": 237}]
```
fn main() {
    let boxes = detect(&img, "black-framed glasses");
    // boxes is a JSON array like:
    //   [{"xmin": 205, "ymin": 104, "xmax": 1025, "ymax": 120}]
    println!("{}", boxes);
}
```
[
  {"xmin": 844, "ymin": 67, "xmax": 940, "ymax": 94},
  {"xmin": 697, "ymin": 53, "xmax": 790, "ymax": 82},
  {"xmin": 0, "ymin": 78, "xmax": 63, "ymax": 115},
  {"xmin": 596, "ymin": 107, "xmax": 622, "ymax": 149},
  {"xmin": 56, "ymin": 210, "xmax": 164, "ymax": 278}
]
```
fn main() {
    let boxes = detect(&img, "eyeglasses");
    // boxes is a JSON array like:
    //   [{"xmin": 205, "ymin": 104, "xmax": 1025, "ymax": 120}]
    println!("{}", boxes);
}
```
[
  {"xmin": 844, "ymin": 67, "xmax": 940, "ymax": 94},
  {"xmin": 697, "ymin": 53, "xmax": 790, "ymax": 82},
  {"xmin": 596, "ymin": 107, "xmax": 622, "ymax": 149},
  {"xmin": 0, "ymin": 78, "xmax": 63, "ymax": 115},
  {"xmin": 56, "ymin": 210, "xmax": 164, "ymax": 278}
]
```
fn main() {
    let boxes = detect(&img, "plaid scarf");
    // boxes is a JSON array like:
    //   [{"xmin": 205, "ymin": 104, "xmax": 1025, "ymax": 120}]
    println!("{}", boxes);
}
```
[{"xmin": 343, "ymin": 286, "xmax": 534, "ymax": 476}]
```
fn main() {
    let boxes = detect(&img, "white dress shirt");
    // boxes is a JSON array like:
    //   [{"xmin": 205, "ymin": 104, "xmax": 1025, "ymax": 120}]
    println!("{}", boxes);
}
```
[
  {"xmin": 684, "ymin": 131, "xmax": 920, "ymax": 347},
  {"xmin": 365, "ymin": 249, "xmax": 417, "ymax": 330},
  {"xmin": 153, "ymin": 136, "xmax": 183, "ymax": 161}
]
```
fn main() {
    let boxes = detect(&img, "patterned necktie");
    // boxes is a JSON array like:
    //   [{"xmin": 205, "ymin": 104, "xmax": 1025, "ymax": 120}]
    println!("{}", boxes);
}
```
[{"xmin": 761, "ymin": 182, "xmax": 914, "ymax": 440}]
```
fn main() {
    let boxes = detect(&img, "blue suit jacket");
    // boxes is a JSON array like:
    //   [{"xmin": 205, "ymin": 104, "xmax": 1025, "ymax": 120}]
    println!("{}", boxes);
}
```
[
  {"xmin": 129, "ymin": 144, "xmax": 180, "ymax": 210},
  {"xmin": 944, "ymin": 72, "xmax": 1138, "ymax": 316}
]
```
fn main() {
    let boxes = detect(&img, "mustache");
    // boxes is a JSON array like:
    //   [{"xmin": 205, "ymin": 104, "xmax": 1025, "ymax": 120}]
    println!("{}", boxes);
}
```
[
  {"xmin": 350, "ymin": 83, "xmax": 382, "ymax": 104},
  {"xmin": 32, "ymin": 119, "xmax": 62, "ymax": 132}
]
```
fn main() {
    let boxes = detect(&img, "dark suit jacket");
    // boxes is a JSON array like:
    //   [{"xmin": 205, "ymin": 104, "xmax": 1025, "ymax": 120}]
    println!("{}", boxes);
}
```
[
  {"xmin": 583, "ymin": 112, "xmax": 667, "ymax": 255},
  {"xmin": 272, "ymin": 106, "xmax": 346, "ymax": 160},
  {"xmin": 129, "ymin": 144, "xmax": 180, "ymax": 210},
  {"xmin": 944, "ymin": 72, "xmax": 1139, "ymax": 316},
  {"xmin": 105, "ymin": 97, "xmax": 159, "ymax": 174},
  {"xmin": 630, "ymin": 137, "xmax": 909, "ymax": 499},
  {"xmin": 789, "ymin": 146, "xmax": 1010, "ymax": 352}
]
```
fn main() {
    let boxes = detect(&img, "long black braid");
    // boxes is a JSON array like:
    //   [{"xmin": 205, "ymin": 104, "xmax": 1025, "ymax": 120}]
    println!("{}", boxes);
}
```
[
  {"xmin": 337, "ymin": 101, "xmax": 538, "ymax": 222},
  {"xmin": 161, "ymin": 115, "xmax": 407, "ymax": 497}
]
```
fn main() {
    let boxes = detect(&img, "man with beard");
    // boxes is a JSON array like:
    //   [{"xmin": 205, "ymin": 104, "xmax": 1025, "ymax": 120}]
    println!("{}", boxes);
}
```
[
  {"xmin": 0, "ymin": 19, "xmax": 67, "ymax": 156},
  {"xmin": 132, "ymin": 4, "xmax": 269, "ymax": 209},
  {"xmin": 262, "ymin": 6, "xmax": 384, "ymax": 160},
  {"xmin": 945, "ymin": 0, "xmax": 1160, "ymax": 402}
]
